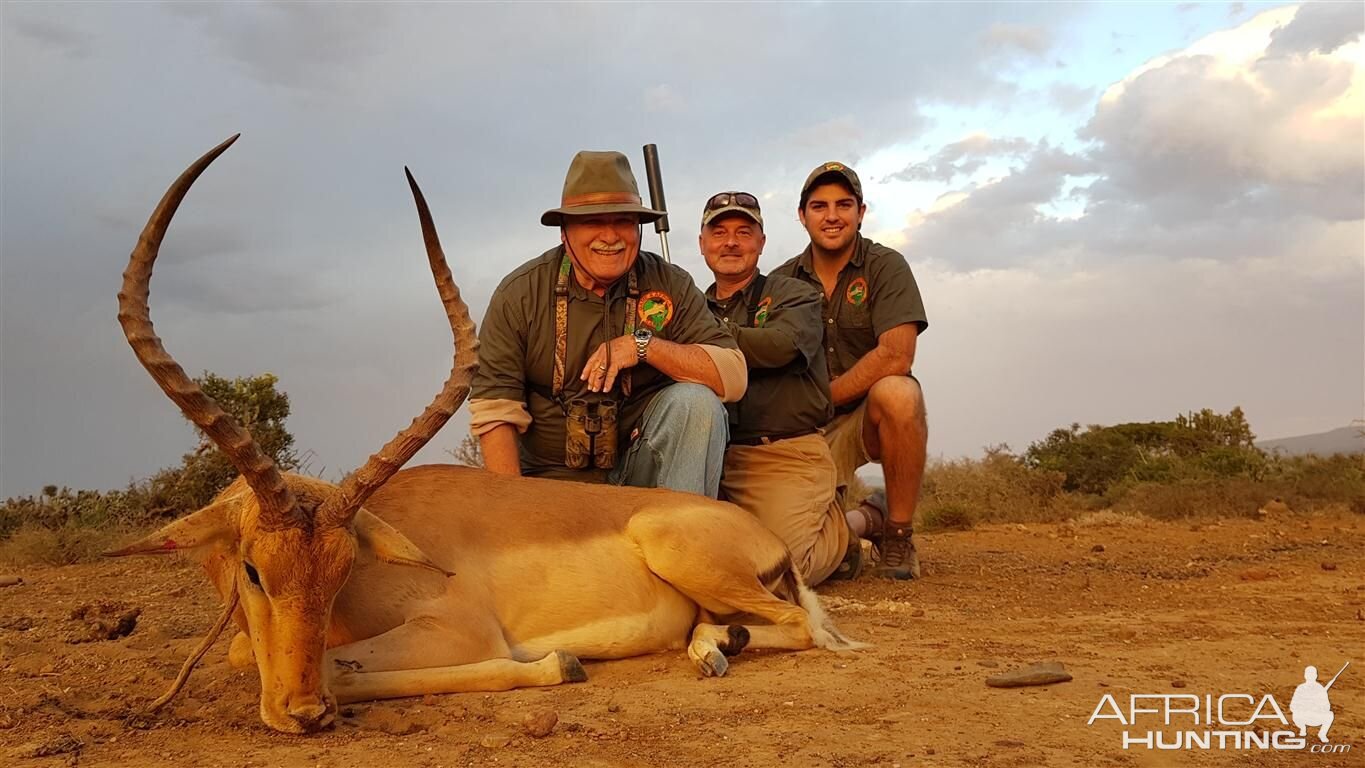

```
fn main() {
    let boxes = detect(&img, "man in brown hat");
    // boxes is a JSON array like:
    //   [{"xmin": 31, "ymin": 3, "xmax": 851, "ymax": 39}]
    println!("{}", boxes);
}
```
[
  {"xmin": 698, "ymin": 191, "xmax": 860, "ymax": 584},
  {"xmin": 772, "ymin": 162, "xmax": 929, "ymax": 579},
  {"xmin": 469, "ymin": 151, "xmax": 747, "ymax": 496}
]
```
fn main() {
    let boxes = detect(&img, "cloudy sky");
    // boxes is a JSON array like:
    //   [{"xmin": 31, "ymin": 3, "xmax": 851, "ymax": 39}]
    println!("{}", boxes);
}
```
[{"xmin": 1, "ymin": 2, "xmax": 1361, "ymax": 498}]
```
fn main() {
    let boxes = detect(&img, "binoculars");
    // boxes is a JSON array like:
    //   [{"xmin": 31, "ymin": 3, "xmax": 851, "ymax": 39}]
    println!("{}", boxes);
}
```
[{"xmin": 565, "ymin": 398, "xmax": 619, "ymax": 470}]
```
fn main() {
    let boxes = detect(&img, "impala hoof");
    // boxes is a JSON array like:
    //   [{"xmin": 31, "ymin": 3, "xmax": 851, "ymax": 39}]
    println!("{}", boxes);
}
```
[
  {"xmin": 557, "ymin": 650, "xmax": 588, "ymax": 683},
  {"xmin": 697, "ymin": 648, "xmax": 729, "ymax": 678}
]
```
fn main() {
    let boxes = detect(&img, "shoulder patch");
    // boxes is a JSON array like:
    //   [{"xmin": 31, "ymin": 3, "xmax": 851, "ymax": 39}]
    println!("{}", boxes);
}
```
[
  {"xmin": 846, "ymin": 277, "xmax": 869, "ymax": 306},
  {"xmin": 638, "ymin": 290, "xmax": 675, "ymax": 332},
  {"xmin": 754, "ymin": 296, "xmax": 773, "ymax": 327}
]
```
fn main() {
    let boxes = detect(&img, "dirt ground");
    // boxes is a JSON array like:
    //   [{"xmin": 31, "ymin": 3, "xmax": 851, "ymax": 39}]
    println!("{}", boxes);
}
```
[{"xmin": 2, "ymin": 510, "xmax": 1361, "ymax": 768}]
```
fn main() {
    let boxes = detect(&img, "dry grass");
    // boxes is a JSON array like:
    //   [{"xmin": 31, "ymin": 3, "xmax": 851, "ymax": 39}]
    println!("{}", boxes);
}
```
[{"xmin": 0, "ymin": 523, "xmax": 146, "ymax": 568}]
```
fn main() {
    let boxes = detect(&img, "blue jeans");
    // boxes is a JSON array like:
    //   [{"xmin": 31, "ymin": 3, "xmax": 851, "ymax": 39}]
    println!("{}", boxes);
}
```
[{"xmin": 609, "ymin": 383, "xmax": 728, "ymax": 498}]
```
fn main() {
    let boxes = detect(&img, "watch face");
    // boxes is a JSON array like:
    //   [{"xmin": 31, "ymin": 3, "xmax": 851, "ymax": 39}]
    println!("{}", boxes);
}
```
[{"xmin": 634, "ymin": 329, "xmax": 651, "ymax": 340}]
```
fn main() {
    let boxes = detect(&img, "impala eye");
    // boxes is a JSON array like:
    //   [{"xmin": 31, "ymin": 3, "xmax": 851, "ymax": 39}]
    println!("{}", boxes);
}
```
[{"xmin": 243, "ymin": 561, "xmax": 263, "ymax": 589}]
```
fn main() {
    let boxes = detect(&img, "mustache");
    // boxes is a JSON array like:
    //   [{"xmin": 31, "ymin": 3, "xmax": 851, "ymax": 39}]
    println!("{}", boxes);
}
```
[{"xmin": 590, "ymin": 241, "xmax": 626, "ymax": 254}]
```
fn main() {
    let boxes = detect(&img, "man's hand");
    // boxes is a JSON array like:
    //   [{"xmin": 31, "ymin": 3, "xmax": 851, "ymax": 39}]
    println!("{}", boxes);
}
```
[{"xmin": 581, "ymin": 334, "xmax": 640, "ymax": 393}]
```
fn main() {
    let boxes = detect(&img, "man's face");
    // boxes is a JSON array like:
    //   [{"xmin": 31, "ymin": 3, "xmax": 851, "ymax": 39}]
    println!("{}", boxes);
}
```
[
  {"xmin": 700, "ymin": 213, "xmax": 765, "ymax": 281},
  {"xmin": 799, "ymin": 182, "xmax": 865, "ymax": 254},
  {"xmin": 561, "ymin": 213, "xmax": 641, "ymax": 287}
]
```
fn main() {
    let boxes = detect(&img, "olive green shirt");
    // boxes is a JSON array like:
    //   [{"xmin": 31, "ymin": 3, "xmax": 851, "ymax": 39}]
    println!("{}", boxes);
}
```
[
  {"xmin": 705, "ymin": 272, "xmax": 832, "ymax": 444},
  {"xmin": 472, "ymin": 246, "xmax": 737, "ymax": 479},
  {"xmin": 772, "ymin": 236, "xmax": 928, "ymax": 412}
]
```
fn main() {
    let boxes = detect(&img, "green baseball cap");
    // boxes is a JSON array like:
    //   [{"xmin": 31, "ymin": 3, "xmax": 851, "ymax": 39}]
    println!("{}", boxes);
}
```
[
  {"xmin": 800, "ymin": 161, "xmax": 863, "ymax": 204},
  {"xmin": 541, "ymin": 151, "xmax": 666, "ymax": 227}
]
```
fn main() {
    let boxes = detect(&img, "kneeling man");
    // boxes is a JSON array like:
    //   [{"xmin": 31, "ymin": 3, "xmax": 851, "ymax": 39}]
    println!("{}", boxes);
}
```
[
  {"xmin": 700, "ymin": 191, "xmax": 853, "ymax": 584},
  {"xmin": 774, "ymin": 162, "xmax": 929, "ymax": 579}
]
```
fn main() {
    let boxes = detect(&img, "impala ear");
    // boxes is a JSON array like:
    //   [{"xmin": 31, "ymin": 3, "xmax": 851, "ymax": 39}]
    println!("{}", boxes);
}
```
[
  {"xmin": 105, "ymin": 499, "xmax": 239, "ymax": 556},
  {"xmin": 353, "ymin": 509, "xmax": 452, "ymax": 577}
]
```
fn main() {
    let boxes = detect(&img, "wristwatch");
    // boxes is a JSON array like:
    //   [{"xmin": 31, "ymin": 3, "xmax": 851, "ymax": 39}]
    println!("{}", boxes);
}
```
[{"xmin": 633, "ymin": 328, "xmax": 653, "ymax": 361}]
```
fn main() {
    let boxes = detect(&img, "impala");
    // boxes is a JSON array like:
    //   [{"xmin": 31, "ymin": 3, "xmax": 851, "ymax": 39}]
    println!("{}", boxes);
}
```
[{"xmin": 109, "ymin": 136, "xmax": 861, "ymax": 734}]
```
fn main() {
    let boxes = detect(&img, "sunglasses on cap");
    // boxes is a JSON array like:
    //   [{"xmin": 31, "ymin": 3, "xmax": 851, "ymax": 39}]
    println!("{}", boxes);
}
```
[{"xmin": 704, "ymin": 191, "xmax": 760, "ymax": 211}]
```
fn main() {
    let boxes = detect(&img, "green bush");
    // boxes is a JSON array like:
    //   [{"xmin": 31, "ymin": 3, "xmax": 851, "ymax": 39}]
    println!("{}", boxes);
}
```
[{"xmin": 1, "ymin": 371, "xmax": 299, "ymax": 539}]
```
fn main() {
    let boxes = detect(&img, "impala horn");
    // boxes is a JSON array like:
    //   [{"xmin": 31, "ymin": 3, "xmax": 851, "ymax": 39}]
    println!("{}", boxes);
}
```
[
  {"xmin": 118, "ymin": 134, "xmax": 301, "ymax": 531},
  {"xmin": 316, "ymin": 168, "xmax": 479, "ymax": 529}
]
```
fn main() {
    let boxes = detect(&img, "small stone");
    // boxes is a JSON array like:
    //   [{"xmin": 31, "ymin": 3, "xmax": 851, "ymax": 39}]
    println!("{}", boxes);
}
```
[
  {"xmin": 521, "ymin": 709, "xmax": 557, "ymax": 738},
  {"xmin": 994, "ymin": 740, "xmax": 1026, "ymax": 748},
  {"xmin": 1171, "ymin": 680, "xmax": 1187, "ymax": 689},
  {"xmin": 976, "ymin": 660, "xmax": 1000, "ymax": 668},
  {"xmin": 1090, "ymin": 545, "xmax": 1105, "ymax": 553},
  {"xmin": 606, "ymin": 701, "xmax": 620, "ymax": 713},
  {"xmin": 1321, "ymin": 562, "xmax": 1338, "ymax": 572},
  {"xmin": 480, "ymin": 733, "xmax": 512, "ymax": 749},
  {"xmin": 0, "ymin": 575, "xmax": 23, "ymax": 588},
  {"xmin": 1238, "ymin": 568, "xmax": 1276, "ymax": 582},
  {"xmin": 421, "ymin": 695, "xmax": 439, "ymax": 707},
  {"xmin": 910, "ymin": 609, "xmax": 925, "ymax": 618},
  {"xmin": 927, "ymin": 748, "xmax": 936, "ymax": 755},
  {"xmin": 986, "ymin": 661, "xmax": 1073, "ymax": 688}
]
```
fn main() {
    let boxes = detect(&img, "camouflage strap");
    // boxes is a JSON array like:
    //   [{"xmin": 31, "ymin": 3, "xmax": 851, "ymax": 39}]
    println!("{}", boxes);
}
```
[
  {"xmin": 553, "ymin": 255, "xmax": 571, "ymax": 398},
  {"xmin": 622, "ymin": 269, "xmax": 638, "ymax": 397},
  {"xmin": 552, "ymin": 254, "xmax": 640, "ymax": 399}
]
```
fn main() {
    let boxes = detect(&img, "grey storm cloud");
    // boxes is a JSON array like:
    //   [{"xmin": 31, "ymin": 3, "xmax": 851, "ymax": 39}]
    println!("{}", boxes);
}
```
[
  {"xmin": 1265, "ymin": 1, "xmax": 1364, "ymax": 57},
  {"xmin": 7, "ymin": 13, "xmax": 90, "ymax": 59},
  {"xmin": 1083, "ymin": 50, "xmax": 1362, "ymax": 228},
  {"xmin": 902, "ymin": 3, "xmax": 1362, "ymax": 275},
  {"xmin": 902, "ymin": 144, "xmax": 1094, "ymax": 270},
  {"xmin": 885, "ymin": 134, "xmax": 1036, "ymax": 184},
  {"xmin": 2, "ymin": 1, "xmax": 1086, "ymax": 497}
]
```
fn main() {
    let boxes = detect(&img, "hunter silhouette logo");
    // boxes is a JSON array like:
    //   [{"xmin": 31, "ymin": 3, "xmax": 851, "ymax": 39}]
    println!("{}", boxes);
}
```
[
  {"xmin": 637, "ymin": 291, "xmax": 674, "ymax": 332},
  {"xmin": 846, "ymin": 277, "xmax": 868, "ymax": 306},
  {"xmin": 754, "ymin": 297, "xmax": 773, "ymax": 327},
  {"xmin": 1088, "ymin": 660, "xmax": 1351, "ymax": 754},
  {"xmin": 1292, "ymin": 664, "xmax": 1342, "ymax": 744}
]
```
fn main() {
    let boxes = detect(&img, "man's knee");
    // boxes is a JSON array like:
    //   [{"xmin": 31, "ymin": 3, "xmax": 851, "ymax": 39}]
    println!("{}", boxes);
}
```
[
  {"xmin": 867, "ymin": 375, "xmax": 926, "ymax": 430},
  {"xmin": 652, "ymin": 382, "xmax": 726, "ymax": 426}
]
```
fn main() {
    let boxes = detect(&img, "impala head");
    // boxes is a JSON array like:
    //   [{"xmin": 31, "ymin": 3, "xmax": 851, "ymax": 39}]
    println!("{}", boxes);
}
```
[{"xmin": 107, "ymin": 135, "xmax": 477, "ymax": 734}]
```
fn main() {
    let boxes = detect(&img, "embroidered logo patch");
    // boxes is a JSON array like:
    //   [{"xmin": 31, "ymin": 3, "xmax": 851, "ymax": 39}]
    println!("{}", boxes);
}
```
[
  {"xmin": 754, "ymin": 297, "xmax": 773, "ymax": 327},
  {"xmin": 637, "ymin": 290, "xmax": 674, "ymax": 332},
  {"xmin": 846, "ymin": 277, "xmax": 868, "ymax": 306}
]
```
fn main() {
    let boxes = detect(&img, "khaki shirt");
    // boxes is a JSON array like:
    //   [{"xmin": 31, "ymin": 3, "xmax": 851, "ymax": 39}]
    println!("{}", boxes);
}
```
[
  {"xmin": 705, "ymin": 272, "xmax": 832, "ymax": 444},
  {"xmin": 773, "ymin": 236, "xmax": 928, "ymax": 411},
  {"xmin": 471, "ymin": 246, "xmax": 739, "ymax": 479}
]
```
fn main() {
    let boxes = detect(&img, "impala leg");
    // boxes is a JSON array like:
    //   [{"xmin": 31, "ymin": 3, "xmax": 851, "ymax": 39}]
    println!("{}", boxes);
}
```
[
  {"xmin": 637, "ymin": 534, "xmax": 816, "ymax": 676},
  {"xmin": 330, "ymin": 652, "xmax": 586, "ymax": 704},
  {"xmin": 327, "ymin": 614, "xmax": 510, "ymax": 672},
  {"xmin": 324, "ymin": 617, "xmax": 587, "ymax": 703}
]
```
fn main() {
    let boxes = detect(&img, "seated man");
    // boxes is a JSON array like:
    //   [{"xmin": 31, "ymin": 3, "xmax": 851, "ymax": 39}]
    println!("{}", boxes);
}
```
[
  {"xmin": 773, "ymin": 162, "xmax": 930, "ymax": 579},
  {"xmin": 470, "ymin": 151, "xmax": 747, "ymax": 496},
  {"xmin": 699, "ymin": 191, "xmax": 857, "ymax": 584}
]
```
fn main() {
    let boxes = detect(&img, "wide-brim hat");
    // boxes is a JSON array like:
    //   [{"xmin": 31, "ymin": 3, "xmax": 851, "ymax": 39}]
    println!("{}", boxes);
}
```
[{"xmin": 541, "ymin": 151, "xmax": 666, "ymax": 227}]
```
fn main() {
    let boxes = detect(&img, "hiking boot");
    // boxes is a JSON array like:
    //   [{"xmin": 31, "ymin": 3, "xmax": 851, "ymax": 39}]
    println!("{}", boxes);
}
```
[
  {"xmin": 827, "ymin": 535, "xmax": 872, "ymax": 581},
  {"xmin": 875, "ymin": 522, "xmax": 920, "ymax": 580}
]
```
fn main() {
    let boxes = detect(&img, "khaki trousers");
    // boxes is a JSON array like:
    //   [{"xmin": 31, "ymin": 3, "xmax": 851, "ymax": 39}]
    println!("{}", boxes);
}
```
[
  {"xmin": 719, "ymin": 433, "xmax": 848, "ymax": 586},
  {"xmin": 823, "ymin": 401, "xmax": 873, "ymax": 495}
]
